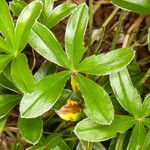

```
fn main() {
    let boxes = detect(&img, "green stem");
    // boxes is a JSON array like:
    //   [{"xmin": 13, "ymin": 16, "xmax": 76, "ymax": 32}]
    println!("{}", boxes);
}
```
[
  {"xmin": 93, "ymin": 7, "xmax": 119, "ymax": 49},
  {"xmin": 138, "ymin": 68, "xmax": 150, "ymax": 86},
  {"xmin": 111, "ymin": 10, "xmax": 126, "ymax": 50},
  {"xmin": 86, "ymin": 142, "xmax": 93, "ymax": 150},
  {"xmin": 88, "ymin": 0, "xmax": 93, "ymax": 47}
]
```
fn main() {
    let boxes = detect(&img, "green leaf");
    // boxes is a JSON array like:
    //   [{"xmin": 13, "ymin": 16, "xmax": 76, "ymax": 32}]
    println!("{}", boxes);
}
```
[
  {"xmin": 0, "ymin": 117, "xmax": 7, "ymax": 134},
  {"xmin": 45, "ymin": 133, "xmax": 71, "ymax": 150},
  {"xmin": 11, "ymin": 53, "xmax": 35, "ymax": 94},
  {"xmin": 143, "ymin": 118, "xmax": 150, "ymax": 129},
  {"xmin": 74, "ymin": 115, "xmax": 135, "ymax": 142},
  {"xmin": 142, "ymin": 130, "xmax": 150, "ymax": 150},
  {"xmin": 0, "ymin": 37, "xmax": 12, "ymax": 53},
  {"xmin": 110, "ymin": 68, "xmax": 142, "ymax": 117},
  {"xmin": 65, "ymin": 3, "xmax": 88, "ymax": 68},
  {"xmin": 18, "ymin": 117, "xmax": 43, "ymax": 145},
  {"xmin": 9, "ymin": 0, "xmax": 27, "ymax": 16},
  {"xmin": 77, "ymin": 48, "xmax": 135, "ymax": 75},
  {"xmin": 0, "ymin": 73, "xmax": 20, "ymax": 93},
  {"xmin": 53, "ymin": 89, "xmax": 72, "ymax": 110},
  {"xmin": 141, "ymin": 94, "xmax": 150, "ymax": 117},
  {"xmin": 111, "ymin": 0, "xmax": 150, "ymax": 14},
  {"xmin": 0, "ymin": 95, "xmax": 21, "ymax": 118},
  {"xmin": 34, "ymin": 61, "xmax": 56, "ymax": 82},
  {"xmin": 77, "ymin": 74, "xmax": 114, "ymax": 125},
  {"xmin": 15, "ymin": 1, "xmax": 42, "ymax": 52},
  {"xmin": 0, "ymin": 55, "xmax": 12, "ymax": 73},
  {"xmin": 0, "ymin": 0, "xmax": 15, "ymax": 50},
  {"xmin": 46, "ymin": 3, "xmax": 76, "ymax": 28},
  {"xmin": 39, "ymin": 0, "xmax": 54, "ymax": 23},
  {"xmin": 29, "ymin": 22, "xmax": 69, "ymax": 68},
  {"xmin": 127, "ymin": 122, "xmax": 146, "ymax": 150},
  {"xmin": 20, "ymin": 71, "xmax": 71, "ymax": 118}
]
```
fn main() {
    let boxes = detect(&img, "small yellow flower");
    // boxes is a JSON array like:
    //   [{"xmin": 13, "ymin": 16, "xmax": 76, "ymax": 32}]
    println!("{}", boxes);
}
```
[{"xmin": 56, "ymin": 99, "xmax": 82, "ymax": 122}]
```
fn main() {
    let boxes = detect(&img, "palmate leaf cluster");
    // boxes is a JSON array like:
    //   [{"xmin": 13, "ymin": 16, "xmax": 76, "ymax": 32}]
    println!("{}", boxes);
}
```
[{"xmin": 0, "ymin": 0, "xmax": 150, "ymax": 149}]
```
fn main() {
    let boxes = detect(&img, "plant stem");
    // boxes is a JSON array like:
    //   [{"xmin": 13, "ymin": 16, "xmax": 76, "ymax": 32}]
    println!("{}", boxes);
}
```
[
  {"xmin": 111, "ymin": 10, "xmax": 126, "ymax": 50},
  {"xmin": 138, "ymin": 69, "xmax": 150, "ymax": 86},
  {"xmin": 122, "ymin": 14, "xmax": 145, "ymax": 48},
  {"xmin": 86, "ymin": 142, "xmax": 93, "ymax": 150},
  {"xmin": 93, "ymin": 7, "xmax": 119, "ymax": 50},
  {"xmin": 88, "ymin": 0, "xmax": 93, "ymax": 47}
]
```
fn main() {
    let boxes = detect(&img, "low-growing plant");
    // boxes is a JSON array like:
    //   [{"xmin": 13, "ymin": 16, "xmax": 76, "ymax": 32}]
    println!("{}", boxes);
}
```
[{"xmin": 0, "ymin": 0, "xmax": 150, "ymax": 149}]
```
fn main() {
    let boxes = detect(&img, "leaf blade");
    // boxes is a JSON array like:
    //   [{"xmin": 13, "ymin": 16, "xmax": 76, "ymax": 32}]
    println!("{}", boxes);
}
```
[
  {"xmin": 20, "ymin": 71, "xmax": 71, "ymax": 118},
  {"xmin": 77, "ymin": 48, "xmax": 135, "ymax": 75},
  {"xmin": 112, "ymin": 0, "xmax": 150, "ymax": 14},
  {"xmin": 0, "ymin": 95, "xmax": 21, "ymax": 118},
  {"xmin": 11, "ymin": 53, "xmax": 35, "ymax": 94},
  {"xmin": 77, "ymin": 74, "xmax": 114, "ymax": 125},
  {"xmin": 18, "ymin": 117, "xmax": 43, "ymax": 145},
  {"xmin": 46, "ymin": 3, "xmax": 76, "ymax": 28},
  {"xmin": 110, "ymin": 68, "xmax": 142, "ymax": 117},
  {"xmin": 65, "ymin": 3, "xmax": 89, "ymax": 68},
  {"xmin": 29, "ymin": 22, "xmax": 69, "ymax": 68},
  {"xmin": 15, "ymin": 1, "xmax": 42, "ymax": 52},
  {"xmin": 74, "ymin": 115, "xmax": 135, "ymax": 142}
]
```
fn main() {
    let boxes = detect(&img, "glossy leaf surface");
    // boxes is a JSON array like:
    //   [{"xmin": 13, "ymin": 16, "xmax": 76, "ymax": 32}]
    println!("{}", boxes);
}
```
[
  {"xmin": 29, "ymin": 22, "xmax": 69, "ymax": 68},
  {"xmin": 0, "ymin": 0, "xmax": 15, "ymax": 50},
  {"xmin": 112, "ymin": 0, "xmax": 150, "ymax": 14},
  {"xmin": 20, "ymin": 71, "xmax": 70, "ymax": 118},
  {"xmin": 110, "ymin": 68, "xmax": 142, "ymax": 117},
  {"xmin": 11, "ymin": 53, "xmax": 35, "ymax": 94},
  {"xmin": 15, "ymin": 1, "xmax": 42, "ymax": 52},
  {"xmin": 127, "ymin": 123, "xmax": 146, "ymax": 150},
  {"xmin": 9, "ymin": 0, "xmax": 27, "ymax": 16},
  {"xmin": 0, "ymin": 55, "xmax": 12, "ymax": 73},
  {"xmin": 142, "ymin": 94, "xmax": 150, "ymax": 117},
  {"xmin": 65, "ymin": 3, "xmax": 88, "ymax": 68},
  {"xmin": 75, "ymin": 115, "xmax": 135, "ymax": 142},
  {"xmin": 77, "ymin": 48, "xmax": 135, "ymax": 75},
  {"xmin": 77, "ymin": 74, "xmax": 114, "ymax": 125},
  {"xmin": 46, "ymin": 3, "xmax": 76, "ymax": 28},
  {"xmin": 18, "ymin": 117, "xmax": 43, "ymax": 145},
  {"xmin": 0, "ymin": 95, "xmax": 21, "ymax": 118}
]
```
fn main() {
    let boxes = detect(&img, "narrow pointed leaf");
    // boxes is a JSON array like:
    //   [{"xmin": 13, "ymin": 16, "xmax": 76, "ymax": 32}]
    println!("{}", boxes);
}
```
[
  {"xmin": 29, "ymin": 22, "xmax": 69, "ymax": 68},
  {"xmin": 112, "ymin": 0, "xmax": 150, "ymax": 14},
  {"xmin": 74, "ymin": 115, "xmax": 135, "ymax": 142},
  {"xmin": 77, "ymin": 74, "xmax": 114, "ymax": 125},
  {"xmin": 15, "ymin": 1, "xmax": 42, "ymax": 52},
  {"xmin": 0, "ymin": 55, "xmax": 12, "ymax": 73},
  {"xmin": 77, "ymin": 48, "xmax": 135, "ymax": 75},
  {"xmin": 39, "ymin": 0, "xmax": 54, "ymax": 23},
  {"xmin": 20, "ymin": 71, "xmax": 71, "ymax": 118},
  {"xmin": 0, "ymin": 73, "xmax": 20, "ymax": 93},
  {"xmin": 18, "ymin": 117, "xmax": 43, "ymax": 145},
  {"xmin": 0, "ymin": 0, "xmax": 15, "ymax": 50},
  {"xmin": 142, "ymin": 130, "xmax": 150, "ymax": 150},
  {"xmin": 0, "ymin": 37, "xmax": 12, "ymax": 53},
  {"xmin": 11, "ymin": 53, "xmax": 35, "ymax": 94},
  {"xmin": 65, "ymin": 3, "xmax": 88, "ymax": 68},
  {"xmin": 127, "ymin": 123, "xmax": 146, "ymax": 150},
  {"xmin": 46, "ymin": 3, "xmax": 76, "ymax": 28},
  {"xmin": 0, "ymin": 95, "xmax": 21, "ymax": 118},
  {"xmin": 110, "ymin": 68, "xmax": 142, "ymax": 117},
  {"xmin": 9, "ymin": 0, "xmax": 27, "ymax": 16},
  {"xmin": 141, "ymin": 94, "xmax": 150, "ymax": 117}
]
